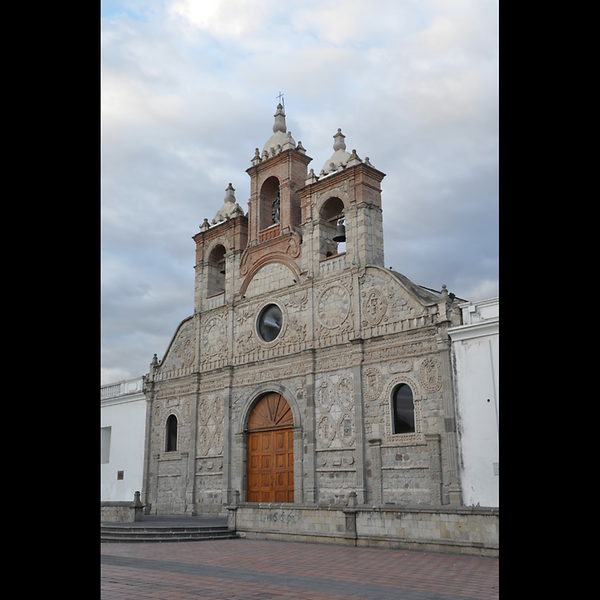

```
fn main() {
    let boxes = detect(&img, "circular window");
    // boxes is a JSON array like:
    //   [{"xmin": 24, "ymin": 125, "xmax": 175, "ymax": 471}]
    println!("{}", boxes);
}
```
[{"xmin": 257, "ymin": 304, "xmax": 283, "ymax": 342}]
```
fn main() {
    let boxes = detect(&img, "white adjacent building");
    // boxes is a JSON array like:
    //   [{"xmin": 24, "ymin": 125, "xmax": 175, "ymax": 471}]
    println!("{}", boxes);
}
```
[
  {"xmin": 449, "ymin": 297, "xmax": 499, "ymax": 507},
  {"xmin": 100, "ymin": 377, "xmax": 147, "ymax": 502}
]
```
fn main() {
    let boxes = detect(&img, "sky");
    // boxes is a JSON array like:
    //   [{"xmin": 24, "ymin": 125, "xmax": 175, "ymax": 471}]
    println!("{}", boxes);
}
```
[{"xmin": 100, "ymin": 0, "xmax": 499, "ymax": 385}]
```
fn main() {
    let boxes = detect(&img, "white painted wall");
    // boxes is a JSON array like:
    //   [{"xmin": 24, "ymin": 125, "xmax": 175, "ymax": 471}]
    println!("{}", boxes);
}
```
[
  {"xmin": 100, "ymin": 377, "xmax": 147, "ymax": 502},
  {"xmin": 449, "ymin": 298, "xmax": 499, "ymax": 507}
]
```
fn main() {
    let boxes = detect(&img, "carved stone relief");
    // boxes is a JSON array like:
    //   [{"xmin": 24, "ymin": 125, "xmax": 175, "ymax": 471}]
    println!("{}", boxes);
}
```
[
  {"xmin": 315, "ymin": 374, "xmax": 355, "ymax": 449},
  {"xmin": 361, "ymin": 288, "xmax": 388, "ymax": 326},
  {"xmin": 317, "ymin": 283, "xmax": 351, "ymax": 330},
  {"xmin": 160, "ymin": 318, "xmax": 196, "ymax": 374},
  {"xmin": 420, "ymin": 357, "xmax": 442, "ymax": 393},
  {"xmin": 363, "ymin": 367, "xmax": 383, "ymax": 401},
  {"xmin": 197, "ymin": 393, "xmax": 225, "ymax": 457},
  {"xmin": 201, "ymin": 313, "xmax": 227, "ymax": 363}
]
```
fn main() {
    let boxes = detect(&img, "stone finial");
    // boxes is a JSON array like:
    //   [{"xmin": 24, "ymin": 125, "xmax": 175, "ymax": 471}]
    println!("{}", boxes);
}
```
[
  {"xmin": 273, "ymin": 103, "xmax": 286, "ymax": 133},
  {"xmin": 282, "ymin": 131, "xmax": 295, "ymax": 151},
  {"xmin": 262, "ymin": 104, "xmax": 295, "ymax": 155},
  {"xmin": 305, "ymin": 168, "xmax": 318, "ymax": 185},
  {"xmin": 333, "ymin": 128, "xmax": 346, "ymax": 151},
  {"xmin": 200, "ymin": 218, "xmax": 210, "ymax": 231},
  {"xmin": 346, "ymin": 149, "xmax": 363, "ymax": 168},
  {"xmin": 321, "ymin": 128, "xmax": 352, "ymax": 175},
  {"xmin": 224, "ymin": 183, "xmax": 235, "ymax": 203},
  {"xmin": 212, "ymin": 183, "xmax": 245, "ymax": 224}
]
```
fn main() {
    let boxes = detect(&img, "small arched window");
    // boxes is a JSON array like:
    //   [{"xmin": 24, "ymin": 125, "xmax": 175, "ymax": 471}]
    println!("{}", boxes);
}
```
[
  {"xmin": 319, "ymin": 197, "xmax": 345, "ymax": 259},
  {"xmin": 207, "ymin": 244, "xmax": 226, "ymax": 297},
  {"xmin": 259, "ymin": 176, "xmax": 281, "ymax": 231},
  {"xmin": 165, "ymin": 414, "xmax": 178, "ymax": 452},
  {"xmin": 392, "ymin": 384, "xmax": 415, "ymax": 434}
]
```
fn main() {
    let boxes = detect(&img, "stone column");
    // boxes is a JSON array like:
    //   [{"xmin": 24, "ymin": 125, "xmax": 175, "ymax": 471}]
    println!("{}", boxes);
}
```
[
  {"xmin": 221, "ymin": 367, "xmax": 234, "ymax": 507},
  {"xmin": 227, "ymin": 490, "xmax": 239, "ymax": 532},
  {"xmin": 437, "ymin": 331, "xmax": 462, "ymax": 505},
  {"xmin": 303, "ymin": 361, "xmax": 317, "ymax": 503},
  {"xmin": 342, "ymin": 491, "xmax": 358, "ymax": 544},
  {"xmin": 353, "ymin": 359, "xmax": 367, "ymax": 504},
  {"xmin": 150, "ymin": 453, "xmax": 160, "ymax": 514},
  {"xmin": 181, "ymin": 451, "xmax": 191, "ymax": 512},
  {"xmin": 186, "ymin": 375, "xmax": 200, "ymax": 515},
  {"xmin": 368, "ymin": 438, "xmax": 383, "ymax": 505},
  {"xmin": 141, "ymin": 373, "xmax": 155, "ymax": 514},
  {"xmin": 293, "ymin": 425, "xmax": 304, "ymax": 503},
  {"xmin": 234, "ymin": 431, "xmax": 247, "ymax": 502},
  {"xmin": 425, "ymin": 434, "xmax": 442, "ymax": 506}
]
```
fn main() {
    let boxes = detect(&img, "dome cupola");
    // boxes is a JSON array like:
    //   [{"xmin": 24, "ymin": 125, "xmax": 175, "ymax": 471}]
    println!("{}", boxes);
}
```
[
  {"xmin": 262, "ymin": 103, "xmax": 296, "ymax": 156},
  {"xmin": 320, "ymin": 128, "xmax": 352, "ymax": 176}
]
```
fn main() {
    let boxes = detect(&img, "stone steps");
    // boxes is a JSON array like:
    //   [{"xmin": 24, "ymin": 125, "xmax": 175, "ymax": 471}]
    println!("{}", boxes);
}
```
[{"xmin": 101, "ymin": 524, "xmax": 238, "ymax": 543}]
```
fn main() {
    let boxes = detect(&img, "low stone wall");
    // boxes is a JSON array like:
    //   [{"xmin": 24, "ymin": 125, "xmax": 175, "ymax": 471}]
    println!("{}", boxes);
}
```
[
  {"xmin": 227, "ymin": 498, "xmax": 498, "ymax": 557},
  {"xmin": 354, "ymin": 505, "xmax": 498, "ymax": 556},
  {"xmin": 101, "ymin": 492, "xmax": 145, "ymax": 523}
]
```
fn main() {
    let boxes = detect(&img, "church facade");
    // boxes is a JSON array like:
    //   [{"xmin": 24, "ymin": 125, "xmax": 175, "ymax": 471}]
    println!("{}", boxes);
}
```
[{"xmin": 141, "ymin": 104, "xmax": 466, "ymax": 517}]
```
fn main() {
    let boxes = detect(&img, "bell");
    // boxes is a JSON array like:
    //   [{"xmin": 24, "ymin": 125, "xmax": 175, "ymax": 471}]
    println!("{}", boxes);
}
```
[{"xmin": 332, "ymin": 219, "xmax": 346, "ymax": 242}]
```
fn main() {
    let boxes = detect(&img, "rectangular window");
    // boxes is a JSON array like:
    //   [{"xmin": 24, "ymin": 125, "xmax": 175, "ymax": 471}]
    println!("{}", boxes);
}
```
[{"xmin": 101, "ymin": 427, "xmax": 111, "ymax": 464}]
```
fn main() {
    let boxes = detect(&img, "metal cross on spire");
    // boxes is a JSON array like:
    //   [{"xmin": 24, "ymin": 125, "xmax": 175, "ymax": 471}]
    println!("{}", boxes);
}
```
[{"xmin": 276, "ymin": 91, "xmax": 285, "ymax": 112}]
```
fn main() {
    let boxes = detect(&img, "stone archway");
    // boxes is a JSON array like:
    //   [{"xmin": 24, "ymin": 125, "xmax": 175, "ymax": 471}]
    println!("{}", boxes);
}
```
[{"xmin": 246, "ymin": 392, "xmax": 294, "ymax": 503}]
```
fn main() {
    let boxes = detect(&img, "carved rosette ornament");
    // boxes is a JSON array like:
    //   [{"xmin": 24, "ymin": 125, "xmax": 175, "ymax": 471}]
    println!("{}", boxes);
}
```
[
  {"xmin": 202, "ymin": 314, "xmax": 227, "ymax": 362},
  {"xmin": 362, "ymin": 288, "xmax": 388, "ymax": 326},
  {"xmin": 317, "ymin": 283, "xmax": 351, "ymax": 329},
  {"xmin": 182, "ymin": 338, "xmax": 195, "ymax": 367}
]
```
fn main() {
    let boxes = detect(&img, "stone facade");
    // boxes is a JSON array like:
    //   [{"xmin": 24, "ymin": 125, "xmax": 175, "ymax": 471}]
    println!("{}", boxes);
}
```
[{"xmin": 141, "ymin": 104, "xmax": 466, "ymax": 517}]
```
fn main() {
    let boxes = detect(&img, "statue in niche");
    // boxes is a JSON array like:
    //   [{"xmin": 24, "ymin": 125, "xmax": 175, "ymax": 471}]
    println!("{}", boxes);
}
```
[{"xmin": 272, "ymin": 189, "xmax": 280, "ymax": 224}]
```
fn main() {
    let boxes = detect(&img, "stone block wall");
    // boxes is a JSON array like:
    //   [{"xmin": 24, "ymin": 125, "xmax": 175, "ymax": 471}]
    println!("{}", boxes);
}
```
[
  {"xmin": 230, "ymin": 503, "xmax": 498, "ymax": 557},
  {"xmin": 101, "ymin": 493, "xmax": 144, "ymax": 522},
  {"xmin": 229, "ymin": 504, "xmax": 353, "ymax": 545}
]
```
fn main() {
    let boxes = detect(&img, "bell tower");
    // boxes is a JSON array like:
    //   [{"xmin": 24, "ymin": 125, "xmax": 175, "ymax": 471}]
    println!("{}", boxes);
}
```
[
  {"xmin": 297, "ymin": 128, "xmax": 386, "ymax": 272},
  {"xmin": 239, "ymin": 104, "xmax": 313, "ymax": 296}
]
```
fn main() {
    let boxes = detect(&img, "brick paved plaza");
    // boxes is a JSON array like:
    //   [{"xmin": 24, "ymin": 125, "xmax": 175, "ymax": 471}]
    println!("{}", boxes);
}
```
[{"xmin": 101, "ymin": 538, "xmax": 499, "ymax": 599}]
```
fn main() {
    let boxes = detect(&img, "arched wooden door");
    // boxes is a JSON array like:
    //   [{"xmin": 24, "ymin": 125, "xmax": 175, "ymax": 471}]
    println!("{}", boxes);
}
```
[{"xmin": 247, "ymin": 393, "xmax": 294, "ymax": 503}]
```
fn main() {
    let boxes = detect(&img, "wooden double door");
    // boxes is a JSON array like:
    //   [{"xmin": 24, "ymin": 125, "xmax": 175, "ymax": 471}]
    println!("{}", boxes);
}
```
[{"xmin": 247, "ymin": 393, "xmax": 294, "ymax": 503}]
